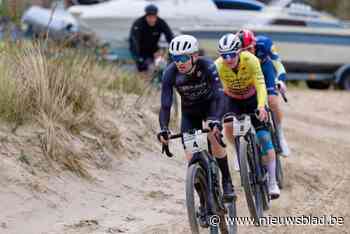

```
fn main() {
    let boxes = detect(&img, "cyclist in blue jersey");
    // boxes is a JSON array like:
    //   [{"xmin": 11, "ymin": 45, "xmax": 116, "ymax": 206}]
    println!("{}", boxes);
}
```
[{"xmin": 237, "ymin": 30, "xmax": 290, "ymax": 157}]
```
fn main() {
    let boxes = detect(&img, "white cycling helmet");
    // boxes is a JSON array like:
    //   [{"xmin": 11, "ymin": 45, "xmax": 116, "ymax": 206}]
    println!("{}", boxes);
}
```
[
  {"xmin": 169, "ymin": 35, "xmax": 199, "ymax": 56},
  {"xmin": 218, "ymin": 33, "xmax": 242, "ymax": 54}
]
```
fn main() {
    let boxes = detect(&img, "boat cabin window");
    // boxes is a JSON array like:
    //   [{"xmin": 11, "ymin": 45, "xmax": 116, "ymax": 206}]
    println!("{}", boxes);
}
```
[
  {"xmin": 271, "ymin": 19, "xmax": 307, "ymax": 26},
  {"xmin": 213, "ymin": 0, "xmax": 263, "ymax": 11}
]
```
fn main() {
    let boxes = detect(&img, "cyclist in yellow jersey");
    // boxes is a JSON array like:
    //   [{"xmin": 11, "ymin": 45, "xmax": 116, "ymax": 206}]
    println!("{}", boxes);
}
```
[
  {"xmin": 216, "ymin": 33, "xmax": 280, "ymax": 198},
  {"xmin": 215, "ymin": 50, "xmax": 267, "ymax": 109}
]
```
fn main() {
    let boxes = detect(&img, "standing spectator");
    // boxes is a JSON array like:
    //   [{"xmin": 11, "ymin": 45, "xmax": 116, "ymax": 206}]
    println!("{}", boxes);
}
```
[{"xmin": 129, "ymin": 4, "xmax": 174, "ymax": 72}]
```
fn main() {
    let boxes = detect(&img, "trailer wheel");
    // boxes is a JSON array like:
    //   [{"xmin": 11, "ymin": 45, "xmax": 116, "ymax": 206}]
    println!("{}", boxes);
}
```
[
  {"xmin": 306, "ymin": 81, "xmax": 331, "ymax": 90},
  {"xmin": 339, "ymin": 72, "xmax": 350, "ymax": 90}
]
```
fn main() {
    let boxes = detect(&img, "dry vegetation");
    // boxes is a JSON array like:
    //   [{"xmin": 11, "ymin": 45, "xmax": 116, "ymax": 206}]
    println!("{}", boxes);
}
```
[
  {"xmin": 0, "ymin": 41, "xmax": 149, "ymax": 178},
  {"xmin": 306, "ymin": 0, "xmax": 350, "ymax": 20}
]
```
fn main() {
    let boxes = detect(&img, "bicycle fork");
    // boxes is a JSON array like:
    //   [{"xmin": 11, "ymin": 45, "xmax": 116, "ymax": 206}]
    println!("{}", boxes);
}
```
[{"xmin": 249, "ymin": 133, "xmax": 269, "ymax": 185}]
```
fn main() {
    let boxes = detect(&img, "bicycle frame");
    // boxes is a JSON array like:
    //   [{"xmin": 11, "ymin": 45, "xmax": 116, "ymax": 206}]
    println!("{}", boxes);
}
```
[
  {"xmin": 180, "ymin": 129, "xmax": 225, "ymax": 212},
  {"xmin": 225, "ymin": 114, "xmax": 270, "ymax": 221},
  {"xmin": 166, "ymin": 129, "xmax": 227, "ymax": 209},
  {"xmin": 234, "ymin": 126, "xmax": 266, "ymax": 186},
  {"xmin": 162, "ymin": 129, "xmax": 237, "ymax": 233},
  {"xmin": 266, "ymin": 108, "xmax": 282, "ymax": 153},
  {"xmin": 189, "ymin": 150, "xmax": 224, "ymax": 214}
]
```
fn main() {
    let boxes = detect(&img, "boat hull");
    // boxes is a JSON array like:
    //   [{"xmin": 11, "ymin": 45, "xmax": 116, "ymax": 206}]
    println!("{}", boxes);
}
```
[{"xmin": 183, "ymin": 26, "xmax": 350, "ymax": 73}]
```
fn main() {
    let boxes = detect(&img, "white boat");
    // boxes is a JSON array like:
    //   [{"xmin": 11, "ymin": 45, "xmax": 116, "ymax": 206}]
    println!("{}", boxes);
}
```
[
  {"xmin": 22, "ymin": 5, "xmax": 79, "ymax": 40},
  {"xmin": 68, "ymin": 0, "xmax": 350, "ymax": 89},
  {"xmin": 67, "ymin": 0, "xmax": 350, "ymax": 56}
]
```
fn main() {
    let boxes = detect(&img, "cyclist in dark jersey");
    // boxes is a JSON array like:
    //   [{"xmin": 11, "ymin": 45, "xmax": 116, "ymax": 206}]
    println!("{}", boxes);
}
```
[{"xmin": 158, "ymin": 35, "xmax": 235, "ymax": 198}]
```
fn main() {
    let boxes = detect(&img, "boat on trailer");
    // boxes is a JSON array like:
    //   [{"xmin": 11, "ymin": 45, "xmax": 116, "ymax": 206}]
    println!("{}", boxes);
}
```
[{"xmin": 68, "ymin": 0, "xmax": 350, "ymax": 89}]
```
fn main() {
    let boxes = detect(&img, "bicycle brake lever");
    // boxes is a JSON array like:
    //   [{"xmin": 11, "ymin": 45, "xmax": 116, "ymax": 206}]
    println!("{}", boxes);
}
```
[
  {"xmin": 215, "ymin": 133, "xmax": 227, "ymax": 148},
  {"xmin": 162, "ymin": 144, "xmax": 173, "ymax": 157},
  {"xmin": 277, "ymin": 83, "xmax": 288, "ymax": 103},
  {"xmin": 281, "ymin": 92, "xmax": 288, "ymax": 103}
]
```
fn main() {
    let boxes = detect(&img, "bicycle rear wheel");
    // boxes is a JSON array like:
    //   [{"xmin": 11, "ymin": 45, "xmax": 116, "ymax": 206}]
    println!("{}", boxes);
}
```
[
  {"xmin": 269, "ymin": 111, "xmax": 285, "ymax": 189},
  {"xmin": 272, "ymin": 134, "xmax": 284, "ymax": 190},
  {"xmin": 276, "ymin": 153, "xmax": 284, "ymax": 189}
]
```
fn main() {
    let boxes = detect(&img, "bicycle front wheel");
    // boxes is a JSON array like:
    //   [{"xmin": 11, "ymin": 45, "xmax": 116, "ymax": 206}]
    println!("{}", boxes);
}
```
[
  {"xmin": 186, "ymin": 163, "xmax": 208, "ymax": 234},
  {"xmin": 238, "ymin": 137, "xmax": 263, "ymax": 225}
]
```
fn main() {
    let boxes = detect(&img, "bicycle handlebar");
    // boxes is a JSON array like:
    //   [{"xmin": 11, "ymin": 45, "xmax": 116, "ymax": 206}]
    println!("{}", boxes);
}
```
[
  {"xmin": 223, "ymin": 111, "xmax": 260, "ymax": 123},
  {"xmin": 169, "ymin": 128, "xmax": 210, "ymax": 140},
  {"xmin": 162, "ymin": 144, "xmax": 173, "ymax": 157},
  {"xmin": 276, "ymin": 83, "xmax": 288, "ymax": 103},
  {"xmin": 216, "ymin": 133, "xmax": 227, "ymax": 148},
  {"xmin": 281, "ymin": 92, "xmax": 288, "ymax": 103},
  {"xmin": 161, "ymin": 128, "xmax": 226, "ymax": 157}
]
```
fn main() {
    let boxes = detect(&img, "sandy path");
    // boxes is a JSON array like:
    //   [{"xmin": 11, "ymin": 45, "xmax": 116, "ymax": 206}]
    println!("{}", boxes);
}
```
[
  {"xmin": 136, "ymin": 90, "xmax": 350, "ymax": 234},
  {"xmin": 0, "ymin": 90, "xmax": 349, "ymax": 234}
]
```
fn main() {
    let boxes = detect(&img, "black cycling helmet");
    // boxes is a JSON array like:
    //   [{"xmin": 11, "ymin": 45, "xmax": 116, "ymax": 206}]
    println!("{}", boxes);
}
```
[{"xmin": 145, "ymin": 4, "xmax": 158, "ymax": 16}]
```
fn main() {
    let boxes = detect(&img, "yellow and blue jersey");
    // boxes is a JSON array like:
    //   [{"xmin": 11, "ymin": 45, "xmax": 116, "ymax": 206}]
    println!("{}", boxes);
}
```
[{"xmin": 215, "ymin": 51, "xmax": 267, "ymax": 108}]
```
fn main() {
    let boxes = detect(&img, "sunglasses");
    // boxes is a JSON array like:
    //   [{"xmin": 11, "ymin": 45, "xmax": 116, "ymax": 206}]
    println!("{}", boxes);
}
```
[
  {"xmin": 221, "ymin": 52, "xmax": 238, "ymax": 60},
  {"xmin": 172, "ymin": 54, "xmax": 191, "ymax": 63}
]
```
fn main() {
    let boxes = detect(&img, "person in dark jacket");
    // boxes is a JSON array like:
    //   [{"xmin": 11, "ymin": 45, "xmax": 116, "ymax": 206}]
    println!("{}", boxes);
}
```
[{"xmin": 129, "ymin": 4, "xmax": 174, "ymax": 72}]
